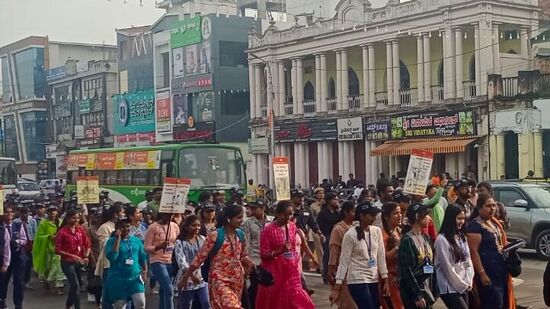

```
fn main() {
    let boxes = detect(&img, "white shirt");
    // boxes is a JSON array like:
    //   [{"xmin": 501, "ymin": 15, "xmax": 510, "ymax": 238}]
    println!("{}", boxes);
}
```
[
  {"xmin": 434, "ymin": 234, "xmax": 474, "ymax": 294},
  {"xmin": 335, "ymin": 225, "xmax": 388, "ymax": 285},
  {"xmin": 373, "ymin": 200, "xmax": 383, "ymax": 228},
  {"xmin": 353, "ymin": 187, "xmax": 363, "ymax": 199}
]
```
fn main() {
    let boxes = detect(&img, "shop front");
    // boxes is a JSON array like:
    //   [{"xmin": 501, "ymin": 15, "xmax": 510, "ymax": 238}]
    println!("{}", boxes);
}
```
[{"xmin": 367, "ymin": 110, "xmax": 478, "ymax": 182}]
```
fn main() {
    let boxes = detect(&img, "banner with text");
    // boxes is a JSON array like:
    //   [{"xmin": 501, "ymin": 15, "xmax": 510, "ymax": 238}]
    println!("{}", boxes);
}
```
[
  {"xmin": 159, "ymin": 178, "xmax": 192, "ymax": 213},
  {"xmin": 273, "ymin": 157, "xmax": 290, "ymax": 200},
  {"xmin": 390, "ymin": 110, "xmax": 475, "ymax": 139},
  {"xmin": 155, "ymin": 90, "xmax": 173, "ymax": 142},
  {"xmin": 77, "ymin": 176, "xmax": 100, "ymax": 204},
  {"xmin": 403, "ymin": 149, "xmax": 434, "ymax": 196},
  {"xmin": 337, "ymin": 117, "xmax": 363, "ymax": 141}
]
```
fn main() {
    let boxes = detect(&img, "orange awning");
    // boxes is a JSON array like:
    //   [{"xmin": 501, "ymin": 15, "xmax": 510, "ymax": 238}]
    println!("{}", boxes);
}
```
[{"xmin": 371, "ymin": 138, "xmax": 477, "ymax": 156}]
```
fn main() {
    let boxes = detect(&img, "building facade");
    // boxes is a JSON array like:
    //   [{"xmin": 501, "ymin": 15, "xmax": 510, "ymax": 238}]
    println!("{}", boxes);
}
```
[{"xmin": 248, "ymin": 0, "xmax": 540, "ymax": 187}]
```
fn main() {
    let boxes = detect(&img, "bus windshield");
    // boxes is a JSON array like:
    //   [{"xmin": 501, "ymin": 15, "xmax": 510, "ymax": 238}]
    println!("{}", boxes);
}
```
[
  {"xmin": 179, "ymin": 147, "xmax": 245, "ymax": 190},
  {"xmin": 0, "ymin": 159, "xmax": 17, "ymax": 187}
]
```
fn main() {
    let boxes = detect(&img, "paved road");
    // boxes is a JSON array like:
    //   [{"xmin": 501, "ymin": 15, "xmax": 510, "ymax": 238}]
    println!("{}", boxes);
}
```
[{"xmin": 6, "ymin": 250, "xmax": 548, "ymax": 308}]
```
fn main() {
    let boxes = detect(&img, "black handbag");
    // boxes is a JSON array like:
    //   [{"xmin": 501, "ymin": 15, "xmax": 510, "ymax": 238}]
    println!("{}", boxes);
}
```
[
  {"xmin": 505, "ymin": 249, "xmax": 522, "ymax": 277},
  {"xmin": 250, "ymin": 265, "xmax": 274, "ymax": 287}
]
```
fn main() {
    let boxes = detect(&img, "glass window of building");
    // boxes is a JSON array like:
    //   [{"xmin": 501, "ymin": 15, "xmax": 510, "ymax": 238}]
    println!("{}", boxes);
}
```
[
  {"xmin": 221, "ymin": 92, "xmax": 248, "ymax": 115},
  {"xmin": 21, "ymin": 111, "xmax": 47, "ymax": 162},
  {"xmin": 1, "ymin": 57, "xmax": 12, "ymax": 103},
  {"xmin": 14, "ymin": 48, "xmax": 46, "ymax": 100},
  {"xmin": 219, "ymin": 41, "xmax": 248, "ymax": 67},
  {"xmin": 3, "ymin": 115, "xmax": 19, "ymax": 160}
]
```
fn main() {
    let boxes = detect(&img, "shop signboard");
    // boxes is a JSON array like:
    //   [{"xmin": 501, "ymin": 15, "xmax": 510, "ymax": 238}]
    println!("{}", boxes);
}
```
[
  {"xmin": 403, "ymin": 149, "xmax": 434, "ymax": 196},
  {"xmin": 337, "ymin": 117, "xmax": 363, "ymax": 141},
  {"xmin": 249, "ymin": 137, "xmax": 269, "ymax": 154},
  {"xmin": 365, "ymin": 120, "xmax": 391, "ymax": 140},
  {"xmin": 173, "ymin": 117, "xmax": 215, "ymax": 142},
  {"xmin": 274, "ymin": 119, "xmax": 337, "ymax": 143},
  {"xmin": 172, "ymin": 75, "xmax": 213, "ymax": 94},
  {"xmin": 390, "ymin": 110, "xmax": 476, "ymax": 139},
  {"xmin": 79, "ymin": 99, "xmax": 91, "ymax": 114},
  {"xmin": 155, "ymin": 90, "xmax": 173, "ymax": 142},
  {"xmin": 159, "ymin": 178, "xmax": 192, "ymax": 213},
  {"xmin": 113, "ymin": 90, "xmax": 155, "ymax": 135},
  {"xmin": 170, "ymin": 16, "xmax": 202, "ymax": 48},
  {"xmin": 45, "ymin": 144, "xmax": 57, "ymax": 159},
  {"xmin": 272, "ymin": 157, "xmax": 290, "ymax": 200}
]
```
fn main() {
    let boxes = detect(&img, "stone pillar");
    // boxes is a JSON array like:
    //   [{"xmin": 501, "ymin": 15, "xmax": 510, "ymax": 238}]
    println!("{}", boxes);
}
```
[
  {"xmin": 315, "ymin": 54, "xmax": 322, "ymax": 113},
  {"xmin": 320, "ymin": 53, "xmax": 328, "ymax": 112},
  {"xmin": 455, "ymin": 27, "xmax": 464, "ymax": 98},
  {"xmin": 368, "ymin": 44, "xmax": 376, "ymax": 108},
  {"xmin": 446, "ymin": 153, "xmax": 458, "ymax": 179},
  {"xmin": 338, "ymin": 142, "xmax": 344, "ymax": 179},
  {"xmin": 365, "ymin": 141, "xmax": 372, "ymax": 184},
  {"xmin": 303, "ymin": 143, "xmax": 309, "ymax": 187},
  {"xmin": 392, "ymin": 40, "xmax": 400, "ymax": 106},
  {"xmin": 493, "ymin": 23, "xmax": 501, "ymax": 74},
  {"xmin": 474, "ymin": 23, "xmax": 482, "ymax": 95},
  {"xmin": 521, "ymin": 27, "xmax": 530, "ymax": 69},
  {"xmin": 389, "ymin": 155, "xmax": 396, "ymax": 178},
  {"xmin": 370, "ymin": 142, "xmax": 379, "ymax": 185},
  {"xmin": 443, "ymin": 29, "xmax": 455, "ymax": 99},
  {"xmin": 325, "ymin": 142, "xmax": 333, "ymax": 180},
  {"xmin": 254, "ymin": 64, "xmax": 263, "ymax": 117},
  {"xmin": 457, "ymin": 151, "xmax": 466, "ymax": 179},
  {"xmin": 386, "ymin": 41, "xmax": 394, "ymax": 105},
  {"xmin": 496, "ymin": 134, "xmax": 505, "ymax": 178},
  {"xmin": 489, "ymin": 135, "xmax": 497, "ymax": 179},
  {"xmin": 291, "ymin": 59, "xmax": 297, "ymax": 113},
  {"xmin": 272, "ymin": 61, "xmax": 280, "ymax": 117},
  {"xmin": 266, "ymin": 63, "xmax": 274, "ymax": 117},
  {"xmin": 343, "ymin": 142, "xmax": 350, "ymax": 178},
  {"xmin": 296, "ymin": 57, "xmax": 304, "ymax": 114},
  {"xmin": 417, "ymin": 35, "xmax": 425, "ymax": 103},
  {"xmin": 278, "ymin": 61, "xmax": 286, "ymax": 116},
  {"xmin": 534, "ymin": 131, "xmax": 544, "ymax": 177},
  {"xmin": 362, "ymin": 45, "xmax": 370, "ymax": 108},
  {"xmin": 294, "ymin": 142, "xmax": 303, "ymax": 187},
  {"xmin": 518, "ymin": 133, "xmax": 527, "ymax": 178},
  {"xmin": 341, "ymin": 49, "xmax": 349, "ymax": 110},
  {"xmin": 479, "ymin": 21, "xmax": 492, "ymax": 95},
  {"xmin": 423, "ymin": 35, "xmax": 432, "ymax": 101},
  {"xmin": 318, "ymin": 142, "xmax": 325, "ymax": 183},
  {"xmin": 336, "ymin": 51, "xmax": 342, "ymax": 110},
  {"xmin": 249, "ymin": 62, "xmax": 256, "ymax": 118}
]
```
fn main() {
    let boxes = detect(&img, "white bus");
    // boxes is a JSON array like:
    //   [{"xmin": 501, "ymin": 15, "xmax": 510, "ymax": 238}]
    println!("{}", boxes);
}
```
[{"xmin": 0, "ymin": 157, "xmax": 17, "ymax": 193}]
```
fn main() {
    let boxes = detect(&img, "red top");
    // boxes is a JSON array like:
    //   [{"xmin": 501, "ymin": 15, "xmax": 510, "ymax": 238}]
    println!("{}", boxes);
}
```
[{"xmin": 55, "ymin": 226, "xmax": 91, "ymax": 263}]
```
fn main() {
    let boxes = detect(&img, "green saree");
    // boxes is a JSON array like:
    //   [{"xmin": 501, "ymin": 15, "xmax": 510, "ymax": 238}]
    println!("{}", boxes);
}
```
[{"xmin": 32, "ymin": 219, "xmax": 65, "ymax": 285}]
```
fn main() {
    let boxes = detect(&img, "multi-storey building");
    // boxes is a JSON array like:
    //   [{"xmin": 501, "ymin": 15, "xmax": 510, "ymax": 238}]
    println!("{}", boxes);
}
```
[
  {"xmin": 248, "ymin": 0, "xmax": 540, "ymax": 187},
  {"xmin": 1, "ymin": 37, "xmax": 116, "ymax": 177}
]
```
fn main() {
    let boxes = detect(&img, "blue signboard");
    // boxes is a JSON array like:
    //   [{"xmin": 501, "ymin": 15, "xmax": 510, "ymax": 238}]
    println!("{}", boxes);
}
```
[{"xmin": 112, "ymin": 89, "xmax": 155, "ymax": 135}]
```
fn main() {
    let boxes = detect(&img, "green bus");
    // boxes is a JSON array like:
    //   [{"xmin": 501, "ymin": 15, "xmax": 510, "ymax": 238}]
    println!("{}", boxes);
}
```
[{"xmin": 66, "ymin": 144, "xmax": 246, "ymax": 205}]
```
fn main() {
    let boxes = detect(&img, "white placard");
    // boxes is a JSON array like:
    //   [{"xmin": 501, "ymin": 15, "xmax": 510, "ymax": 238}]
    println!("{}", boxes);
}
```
[
  {"xmin": 273, "ymin": 157, "xmax": 290, "ymax": 200},
  {"xmin": 159, "ymin": 178, "xmax": 192, "ymax": 213},
  {"xmin": 403, "ymin": 149, "xmax": 434, "ymax": 196}
]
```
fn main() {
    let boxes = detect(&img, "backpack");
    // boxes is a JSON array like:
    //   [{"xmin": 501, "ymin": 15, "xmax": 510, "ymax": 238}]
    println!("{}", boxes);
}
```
[{"xmin": 201, "ymin": 227, "xmax": 245, "ymax": 282}]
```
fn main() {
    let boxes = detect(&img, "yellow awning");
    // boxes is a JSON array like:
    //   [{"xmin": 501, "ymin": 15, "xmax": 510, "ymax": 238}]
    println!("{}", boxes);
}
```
[{"xmin": 371, "ymin": 138, "xmax": 477, "ymax": 156}]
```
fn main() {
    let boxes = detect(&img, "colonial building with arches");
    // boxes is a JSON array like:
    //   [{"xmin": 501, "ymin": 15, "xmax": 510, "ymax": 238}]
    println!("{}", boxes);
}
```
[{"xmin": 248, "ymin": 0, "xmax": 540, "ymax": 187}]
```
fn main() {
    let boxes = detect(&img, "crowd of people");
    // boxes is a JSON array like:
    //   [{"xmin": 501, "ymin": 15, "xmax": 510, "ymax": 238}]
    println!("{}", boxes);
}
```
[{"xmin": 0, "ymin": 171, "xmax": 532, "ymax": 309}]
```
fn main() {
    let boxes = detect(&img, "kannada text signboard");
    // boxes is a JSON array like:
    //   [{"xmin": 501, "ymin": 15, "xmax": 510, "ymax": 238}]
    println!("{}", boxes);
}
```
[
  {"xmin": 390, "ymin": 110, "xmax": 476, "ymax": 139},
  {"xmin": 170, "ymin": 16, "xmax": 202, "ymax": 48}
]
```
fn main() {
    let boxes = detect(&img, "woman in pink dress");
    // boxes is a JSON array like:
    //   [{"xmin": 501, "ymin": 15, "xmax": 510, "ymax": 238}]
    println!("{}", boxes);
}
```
[{"xmin": 256, "ymin": 201, "xmax": 315, "ymax": 309}]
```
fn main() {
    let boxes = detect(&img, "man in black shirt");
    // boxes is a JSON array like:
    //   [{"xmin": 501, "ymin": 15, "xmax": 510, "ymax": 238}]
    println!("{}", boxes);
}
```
[
  {"xmin": 453, "ymin": 179, "xmax": 474, "ymax": 218},
  {"xmin": 346, "ymin": 173, "xmax": 357, "ymax": 189},
  {"xmin": 291, "ymin": 189, "xmax": 324, "ymax": 242},
  {"xmin": 316, "ymin": 192, "xmax": 341, "ymax": 283}
]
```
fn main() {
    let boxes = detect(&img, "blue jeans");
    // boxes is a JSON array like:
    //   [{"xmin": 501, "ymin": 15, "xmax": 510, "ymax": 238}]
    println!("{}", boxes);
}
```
[
  {"xmin": 151, "ymin": 262, "xmax": 174, "ymax": 309},
  {"xmin": 60, "ymin": 262, "xmax": 82, "ymax": 309},
  {"xmin": 348, "ymin": 282, "xmax": 380, "ymax": 309},
  {"xmin": 179, "ymin": 285, "xmax": 209, "ymax": 309}
]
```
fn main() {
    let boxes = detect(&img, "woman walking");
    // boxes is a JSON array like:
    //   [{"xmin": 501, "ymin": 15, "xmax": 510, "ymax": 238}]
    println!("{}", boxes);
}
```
[
  {"xmin": 380, "ymin": 202, "xmax": 404, "ymax": 309},
  {"xmin": 144, "ymin": 212, "xmax": 180, "ymax": 309},
  {"xmin": 327, "ymin": 201, "xmax": 357, "ymax": 309},
  {"xmin": 33, "ymin": 205, "xmax": 65, "ymax": 295},
  {"xmin": 55, "ymin": 210, "xmax": 91, "ymax": 309},
  {"xmin": 398, "ymin": 203, "xmax": 438, "ymax": 309},
  {"xmin": 180, "ymin": 204, "xmax": 254, "ymax": 309},
  {"xmin": 434, "ymin": 205, "xmax": 474, "ymax": 309},
  {"xmin": 175, "ymin": 215, "xmax": 209, "ymax": 309},
  {"xmin": 255, "ymin": 201, "xmax": 315, "ymax": 309},
  {"xmin": 330, "ymin": 202, "xmax": 389, "ymax": 309},
  {"xmin": 127, "ymin": 207, "xmax": 147, "ymax": 242},
  {"xmin": 467, "ymin": 193, "xmax": 516, "ymax": 309},
  {"xmin": 104, "ymin": 219, "xmax": 148, "ymax": 309}
]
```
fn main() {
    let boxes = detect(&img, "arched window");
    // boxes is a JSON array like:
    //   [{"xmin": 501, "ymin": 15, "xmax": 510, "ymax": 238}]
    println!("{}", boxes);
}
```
[
  {"xmin": 348, "ymin": 68, "xmax": 360, "ymax": 96},
  {"xmin": 328, "ymin": 78, "xmax": 336, "ymax": 99},
  {"xmin": 304, "ymin": 81, "xmax": 314, "ymax": 101},
  {"xmin": 400, "ymin": 60, "xmax": 410, "ymax": 90}
]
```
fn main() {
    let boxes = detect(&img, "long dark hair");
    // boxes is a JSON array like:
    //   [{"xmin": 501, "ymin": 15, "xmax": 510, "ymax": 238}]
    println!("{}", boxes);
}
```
[
  {"xmin": 439, "ymin": 205, "xmax": 467, "ymax": 262},
  {"xmin": 218, "ymin": 204, "xmax": 243, "ymax": 227},
  {"xmin": 60, "ymin": 209, "xmax": 79, "ymax": 229},
  {"xmin": 470, "ymin": 192, "xmax": 493, "ymax": 220},
  {"xmin": 178, "ymin": 215, "xmax": 200, "ymax": 241},
  {"xmin": 102, "ymin": 203, "xmax": 123, "ymax": 224},
  {"xmin": 381, "ymin": 202, "xmax": 400, "ymax": 235}
]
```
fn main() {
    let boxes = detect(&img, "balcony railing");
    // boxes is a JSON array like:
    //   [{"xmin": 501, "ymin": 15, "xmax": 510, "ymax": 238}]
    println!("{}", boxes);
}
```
[
  {"xmin": 502, "ymin": 77, "xmax": 518, "ymax": 98},
  {"xmin": 283, "ymin": 102, "xmax": 293, "ymax": 115},
  {"xmin": 399, "ymin": 88, "xmax": 417, "ymax": 108},
  {"xmin": 303, "ymin": 100, "xmax": 316, "ymax": 116},
  {"xmin": 375, "ymin": 92, "xmax": 388, "ymax": 107},
  {"xmin": 463, "ymin": 80, "xmax": 477, "ymax": 101},
  {"xmin": 431, "ymin": 85, "xmax": 444, "ymax": 104},
  {"xmin": 348, "ymin": 95, "xmax": 362, "ymax": 112},
  {"xmin": 326, "ymin": 98, "xmax": 337, "ymax": 113}
]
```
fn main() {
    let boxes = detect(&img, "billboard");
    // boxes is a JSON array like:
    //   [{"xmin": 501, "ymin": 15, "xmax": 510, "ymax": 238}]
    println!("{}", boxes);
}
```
[
  {"xmin": 170, "ymin": 16, "xmax": 202, "ymax": 48},
  {"xmin": 113, "ymin": 90, "xmax": 155, "ymax": 135},
  {"xmin": 390, "ymin": 110, "xmax": 476, "ymax": 139}
]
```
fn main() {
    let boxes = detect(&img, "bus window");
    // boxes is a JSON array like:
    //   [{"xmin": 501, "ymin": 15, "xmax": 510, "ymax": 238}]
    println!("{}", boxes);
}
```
[
  {"xmin": 95, "ymin": 171, "xmax": 106, "ymax": 183},
  {"xmin": 118, "ymin": 170, "xmax": 132, "ymax": 185},
  {"xmin": 68, "ymin": 171, "xmax": 78, "ymax": 185},
  {"xmin": 0, "ymin": 160, "xmax": 16, "ymax": 187},
  {"xmin": 178, "ymin": 148, "xmax": 245, "ymax": 189},
  {"xmin": 151, "ymin": 170, "xmax": 161, "ymax": 186},
  {"xmin": 105, "ymin": 171, "xmax": 117, "ymax": 184},
  {"xmin": 134, "ymin": 170, "xmax": 148, "ymax": 185}
]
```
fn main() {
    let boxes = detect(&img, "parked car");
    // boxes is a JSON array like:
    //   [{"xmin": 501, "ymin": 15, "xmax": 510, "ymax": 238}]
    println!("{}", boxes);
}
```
[
  {"xmin": 16, "ymin": 179, "xmax": 43, "ymax": 202},
  {"xmin": 489, "ymin": 181, "xmax": 550, "ymax": 259}
]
